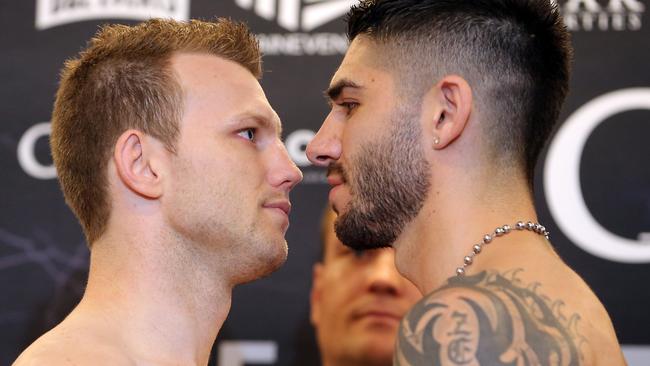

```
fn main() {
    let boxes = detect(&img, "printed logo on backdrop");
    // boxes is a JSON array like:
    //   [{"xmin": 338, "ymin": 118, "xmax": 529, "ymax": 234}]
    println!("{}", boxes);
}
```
[
  {"xmin": 35, "ymin": 0, "xmax": 190, "ymax": 30},
  {"xmin": 235, "ymin": 0, "xmax": 358, "ymax": 56},
  {"xmin": 554, "ymin": 0, "xmax": 645, "ymax": 31},
  {"xmin": 545, "ymin": 88, "xmax": 650, "ymax": 263}
]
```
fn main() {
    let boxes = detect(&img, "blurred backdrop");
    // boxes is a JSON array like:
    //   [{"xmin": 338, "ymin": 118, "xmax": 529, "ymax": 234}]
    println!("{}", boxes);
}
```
[{"xmin": 0, "ymin": 0, "xmax": 649, "ymax": 365}]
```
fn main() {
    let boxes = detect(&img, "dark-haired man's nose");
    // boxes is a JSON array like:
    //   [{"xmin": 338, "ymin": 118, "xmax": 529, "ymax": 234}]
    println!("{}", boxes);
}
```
[{"xmin": 306, "ymin": 117, "xmax": 341, "ymax": 167}]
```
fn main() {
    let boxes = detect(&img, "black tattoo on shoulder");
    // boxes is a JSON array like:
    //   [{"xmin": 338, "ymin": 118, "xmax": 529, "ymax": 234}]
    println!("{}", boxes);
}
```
[{"xmin": 395, "ymin": 269, "xmax": 587, "ymax": 366}]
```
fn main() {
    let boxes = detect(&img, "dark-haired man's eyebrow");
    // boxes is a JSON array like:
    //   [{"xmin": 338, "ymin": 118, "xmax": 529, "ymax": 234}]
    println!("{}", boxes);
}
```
[{"xmin": 324, "ymin": 79, "xmax": 364, "ymax": 103}]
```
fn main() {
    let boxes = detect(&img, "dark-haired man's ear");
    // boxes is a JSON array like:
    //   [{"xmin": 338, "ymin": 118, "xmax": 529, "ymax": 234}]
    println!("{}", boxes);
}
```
[
  {"xmin": 427, "ymin": 75, "xmax": 473, "ymax": 150},
  {"xmin": 113, "ymin": 129, "xmax": 164, "ymax": 199}
]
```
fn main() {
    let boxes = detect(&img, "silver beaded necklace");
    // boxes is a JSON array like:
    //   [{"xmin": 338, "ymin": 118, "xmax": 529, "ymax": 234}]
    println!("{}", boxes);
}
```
[{"xmin": 456, "ymin": 221, "xmax": 550, "ymax": 276}]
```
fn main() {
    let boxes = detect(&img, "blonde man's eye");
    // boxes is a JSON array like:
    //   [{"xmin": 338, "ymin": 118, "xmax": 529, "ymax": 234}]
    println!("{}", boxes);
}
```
[{"xmin": 237, "ymin": 128, "xmax": 255, "ymax": 141}]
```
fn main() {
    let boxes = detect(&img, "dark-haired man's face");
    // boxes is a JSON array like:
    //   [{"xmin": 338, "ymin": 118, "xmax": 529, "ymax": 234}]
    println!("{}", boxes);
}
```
[
  {"xmin": 306, "ymin": 38, "xmax": 431, "ymax": 251},
  {"xmin": 333, "ymin": 105, "xmax": 430, "ymax": 250}
]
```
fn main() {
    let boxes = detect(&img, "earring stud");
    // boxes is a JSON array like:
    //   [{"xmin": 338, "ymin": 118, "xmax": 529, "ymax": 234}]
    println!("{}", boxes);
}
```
[{"xmin": 433, "ymin": 136, "xmax": 440, "ymax": 145}]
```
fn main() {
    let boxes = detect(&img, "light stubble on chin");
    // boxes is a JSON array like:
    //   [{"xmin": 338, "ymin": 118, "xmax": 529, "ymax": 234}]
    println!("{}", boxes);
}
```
[
  {"xmin": 335, "ymin": 105, "xmax": 430, "ymax": 250},
  {"xmin": 166, "ymin": 156, "xmax": 288, "ymax": 285}
]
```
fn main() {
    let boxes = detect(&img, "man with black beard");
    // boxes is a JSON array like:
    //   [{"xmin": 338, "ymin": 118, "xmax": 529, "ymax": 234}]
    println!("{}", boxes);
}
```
[{"xmin": 306, "ymin": 0, "xmax": 626, "ymax": 365}]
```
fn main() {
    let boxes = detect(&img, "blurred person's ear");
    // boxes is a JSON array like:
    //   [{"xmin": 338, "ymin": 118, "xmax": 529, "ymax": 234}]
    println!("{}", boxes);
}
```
[{"xmin": 310, "ymin": 263, "xmax": 324, "ymax": 326}]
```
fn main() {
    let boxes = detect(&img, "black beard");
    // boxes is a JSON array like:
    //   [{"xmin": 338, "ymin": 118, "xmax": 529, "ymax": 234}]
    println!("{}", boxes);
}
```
[{"xmin": 335, "ymin": 105, "xmax": 431, "ymax": 250}]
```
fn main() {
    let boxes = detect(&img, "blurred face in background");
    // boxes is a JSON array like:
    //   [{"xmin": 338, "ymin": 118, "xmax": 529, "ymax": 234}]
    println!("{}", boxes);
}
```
[{"xmin": 310, "ymin": 209, "xmax": 422, "ymax": 366}]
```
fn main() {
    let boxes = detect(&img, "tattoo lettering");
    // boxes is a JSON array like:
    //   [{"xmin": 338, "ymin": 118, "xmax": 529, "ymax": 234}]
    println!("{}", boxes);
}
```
[
  {"xmin": 447, "ymin": 312, "xmax": 473, "ymax": 364},
  {"xmin": 395, "ymin": 269, "xmax": 586, "ymax": 366}
]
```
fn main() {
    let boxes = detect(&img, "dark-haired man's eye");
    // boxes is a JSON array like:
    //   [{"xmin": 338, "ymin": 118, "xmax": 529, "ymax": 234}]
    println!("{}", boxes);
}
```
[{"xmin": 339, "ymin": 102, "xmax": 359, "ymax": 113}]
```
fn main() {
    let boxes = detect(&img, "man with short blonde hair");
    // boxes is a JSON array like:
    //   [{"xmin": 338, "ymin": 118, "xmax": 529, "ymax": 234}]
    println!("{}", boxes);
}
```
[
  {"xmin": 51, "ymin": 19, "xmax": 262, "ymax": 244},
  {"xmin": 15, "ymin": 18, "xmax": 302, "ymax": 366}
]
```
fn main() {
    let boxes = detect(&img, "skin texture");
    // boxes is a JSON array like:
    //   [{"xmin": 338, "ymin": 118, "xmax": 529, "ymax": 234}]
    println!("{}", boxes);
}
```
[
  {"xmin": 311, "ymin": 209, "xmax": 422, "ymax": 366},
  {"xmin": 14, "ymin": 53, "xmax": 302, "ymax": 366},
  {"xmin": 306, "ymin": 37, "xmax": 626, "ymax": 366}
]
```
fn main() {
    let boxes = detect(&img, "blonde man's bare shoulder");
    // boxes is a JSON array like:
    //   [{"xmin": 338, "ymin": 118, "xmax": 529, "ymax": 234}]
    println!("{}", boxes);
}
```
[{"xmin": 13, "ymin": 325, "xmax": 135, "ymax": 366}]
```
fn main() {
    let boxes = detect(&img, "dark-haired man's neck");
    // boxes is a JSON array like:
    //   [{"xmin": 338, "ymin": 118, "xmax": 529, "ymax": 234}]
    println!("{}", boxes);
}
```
[{"xmin": 392, "ymin": 167, "xmax": 545, "ymax": 295}]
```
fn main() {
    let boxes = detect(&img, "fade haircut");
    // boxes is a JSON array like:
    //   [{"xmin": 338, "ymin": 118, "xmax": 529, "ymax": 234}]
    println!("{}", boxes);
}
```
[
  {"xmin": 51, "ymin": 18, "xmax": 261, "ymax": 245},
  {"xmin": 346, "ymin": 0, "xmax": 572, "ymax": 185}
]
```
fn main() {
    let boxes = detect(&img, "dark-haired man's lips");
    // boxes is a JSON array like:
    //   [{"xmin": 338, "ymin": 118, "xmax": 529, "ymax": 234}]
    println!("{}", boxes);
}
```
[
  {"xmin": 326, "ymin": 175, "xmax": 345, "ymax": 200},
  {"xmin": 326, "ymin": 175, "xmax": 344, "ymax": 187}
]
